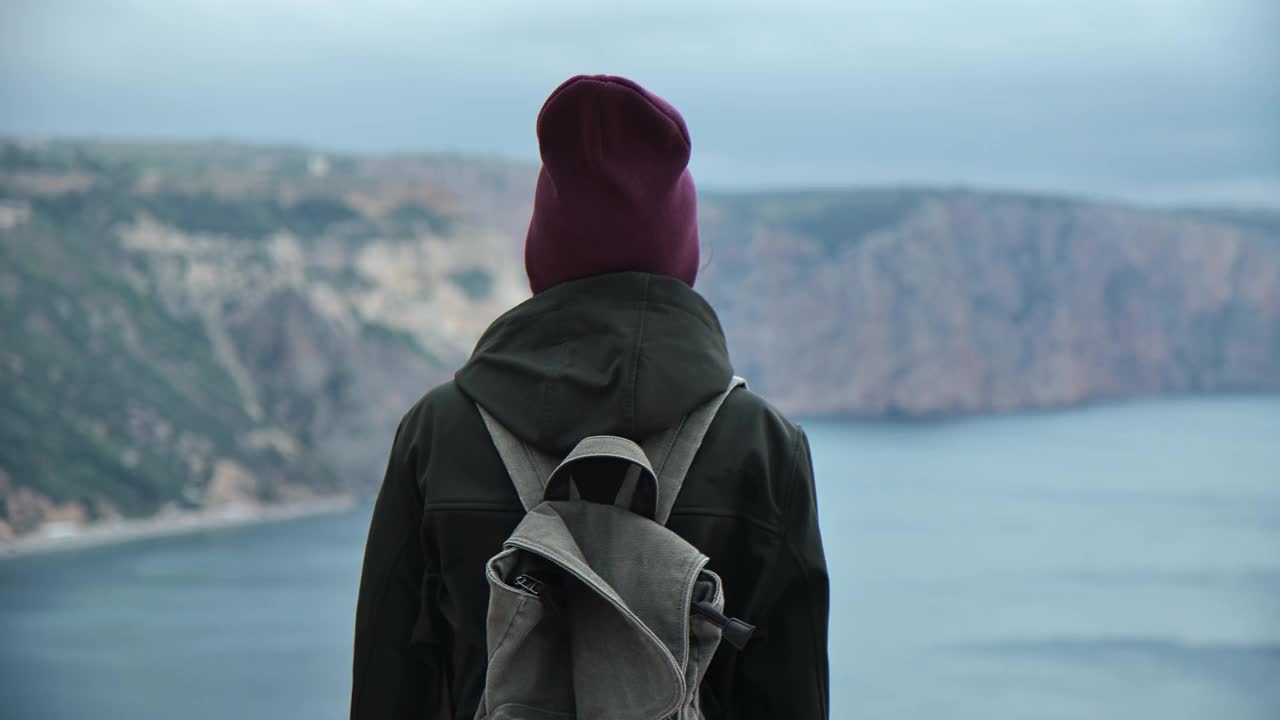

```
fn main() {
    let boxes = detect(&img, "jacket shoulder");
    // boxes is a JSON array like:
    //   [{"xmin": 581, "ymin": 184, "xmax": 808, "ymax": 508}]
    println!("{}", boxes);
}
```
[
  {"xmin": 673, "ymin": 384, "xmax": 809, "ymax": 530},
  {"xmin": 392, "ymin": 379, "xmax": 521, "ymax": 506},
  {"xmin": 397, "ymin": 380, "xmax": 477, "ymax": 437},
  {"xmin": 718, "ymin": 385, "xmax": 806, "ymax": 456},
  {"xmin": 390, "ymin": 379, "xmax": 490, "ymax": 472}
]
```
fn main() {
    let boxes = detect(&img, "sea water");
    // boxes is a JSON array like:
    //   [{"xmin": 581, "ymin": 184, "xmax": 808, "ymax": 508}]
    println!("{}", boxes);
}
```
[{"xmin": 2, "ymin": 397, "xmax": 1278, "ymax": 719}]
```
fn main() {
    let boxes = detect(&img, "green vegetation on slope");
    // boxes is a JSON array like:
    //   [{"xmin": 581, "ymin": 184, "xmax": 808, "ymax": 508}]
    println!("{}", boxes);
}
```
[
  {"xmin": 706, "ymin": 189, "xmax": 928, "ymax": 254},
  {"xmin": 0, "ymin": 210, "xmax": 249, "ymax": 514}
]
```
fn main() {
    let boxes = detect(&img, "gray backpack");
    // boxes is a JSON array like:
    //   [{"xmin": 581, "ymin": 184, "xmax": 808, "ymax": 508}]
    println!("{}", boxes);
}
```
[{"xmin": 472, "ymin": 376, "xmax": 754, "ymax": 720}]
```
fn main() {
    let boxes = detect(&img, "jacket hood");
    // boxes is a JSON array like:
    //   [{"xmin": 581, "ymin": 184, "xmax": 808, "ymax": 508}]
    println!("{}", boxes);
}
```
[{"xmin": 455, "ymin": 272, "xmax": 733, "ymax": 455}]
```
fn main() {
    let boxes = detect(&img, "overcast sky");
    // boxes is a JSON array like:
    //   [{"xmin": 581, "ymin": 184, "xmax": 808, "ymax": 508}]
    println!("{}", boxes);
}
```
[{"xmin": 2, "ymin": 0, "xmax": 1277, "ymax": 206}]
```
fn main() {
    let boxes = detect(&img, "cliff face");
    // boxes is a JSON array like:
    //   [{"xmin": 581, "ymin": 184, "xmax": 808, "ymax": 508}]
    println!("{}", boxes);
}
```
[
  {"xmin": 0, "ymin": 141, "xmax": 533, "ymax": 538},
  {"xmin": 697, "ymin": 191, "xmax": 1280, "ymax": 415},
  {"xmin": 2, "ymin": 141, "xmax": 1277, "ymax": 538}
]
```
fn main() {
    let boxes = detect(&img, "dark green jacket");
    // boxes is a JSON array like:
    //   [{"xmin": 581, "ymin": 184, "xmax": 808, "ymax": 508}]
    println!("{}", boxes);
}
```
[{"xmin": 351, "ymin": 272, "xmax": 829, "ymax": 719}]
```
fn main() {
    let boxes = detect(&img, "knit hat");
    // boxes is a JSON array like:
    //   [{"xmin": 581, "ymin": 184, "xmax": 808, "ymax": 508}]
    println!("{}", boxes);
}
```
[{"xmin": 524, "ymin": 75, "xmax": 699, "ymax": 294}]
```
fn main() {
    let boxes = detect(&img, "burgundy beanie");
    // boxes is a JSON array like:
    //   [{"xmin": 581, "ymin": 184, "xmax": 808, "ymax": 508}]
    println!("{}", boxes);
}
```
[{"xmin": 524, "ymin": 75, "xmax": 699, "ymax": 294}]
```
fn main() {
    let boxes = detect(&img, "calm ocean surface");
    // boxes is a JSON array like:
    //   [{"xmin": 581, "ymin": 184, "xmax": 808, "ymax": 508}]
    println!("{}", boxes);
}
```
[{"xmin": 2, "ymin": 397, "xmax": 1278, "ymax": 719}]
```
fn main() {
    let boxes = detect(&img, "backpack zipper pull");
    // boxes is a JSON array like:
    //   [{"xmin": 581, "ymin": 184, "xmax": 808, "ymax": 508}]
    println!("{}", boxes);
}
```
[{"xmin": 691, "ymin": 600, "xmax": 755, "ymax": 650}]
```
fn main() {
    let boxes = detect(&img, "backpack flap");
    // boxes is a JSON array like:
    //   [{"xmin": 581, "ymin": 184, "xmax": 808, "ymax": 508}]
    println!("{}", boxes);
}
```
[{"xmin": 483, "ymin": 499, "xmax": 701, "ymax": 717}]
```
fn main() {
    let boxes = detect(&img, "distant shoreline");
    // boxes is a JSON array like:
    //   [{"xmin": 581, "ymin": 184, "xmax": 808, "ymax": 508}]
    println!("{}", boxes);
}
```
[{"xmin": 0, "ymin": 495, "xmax": 360, "ymax": 560}]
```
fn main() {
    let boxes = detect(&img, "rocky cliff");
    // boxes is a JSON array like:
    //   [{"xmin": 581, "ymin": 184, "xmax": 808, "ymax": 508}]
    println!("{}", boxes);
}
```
[
  {"xmin": 698, "ymin": 191, "xmax": 1280, "ymax": 415},
  {"xmin": 2, "ymin": 141, "xmax": 1277, "ymax": 538}
]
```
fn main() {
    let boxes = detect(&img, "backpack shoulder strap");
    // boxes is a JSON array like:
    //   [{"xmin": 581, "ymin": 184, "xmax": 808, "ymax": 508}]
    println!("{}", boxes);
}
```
[
  {"xmin": 644, "ymin": 376, "xmax": 746, "ymax": 525},
  {"xmin": 476, "ymin": 404, "xmax": 558, "ymax": 511}
]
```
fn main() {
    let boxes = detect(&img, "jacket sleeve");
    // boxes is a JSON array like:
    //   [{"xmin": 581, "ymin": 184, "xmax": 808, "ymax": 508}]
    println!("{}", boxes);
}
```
[
  {"xmin": 351, "ymin": 416, "xmax": 448, "ymax": 719},
  {"xmin": 740, "ymin": 429, "xmax": 830, "ymax": 719}
]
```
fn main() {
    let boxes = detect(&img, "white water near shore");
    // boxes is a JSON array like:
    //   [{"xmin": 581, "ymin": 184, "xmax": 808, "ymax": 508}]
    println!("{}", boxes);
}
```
[{"xmin": 0, "ymin": 495, "xmax": 358, "ymax": 559}]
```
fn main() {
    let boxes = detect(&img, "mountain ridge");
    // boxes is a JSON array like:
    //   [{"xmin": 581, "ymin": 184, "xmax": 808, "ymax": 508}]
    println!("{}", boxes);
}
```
[{"xmin": 2, "ymin": 140, "xmax": 1277, "ymax": 539}]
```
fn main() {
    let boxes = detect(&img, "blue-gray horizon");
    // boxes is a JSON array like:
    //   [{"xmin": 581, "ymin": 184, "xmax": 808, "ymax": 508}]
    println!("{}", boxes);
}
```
[{"xmin": 3, "ymin": 0, "xmax": 1277, "ymax": 208}]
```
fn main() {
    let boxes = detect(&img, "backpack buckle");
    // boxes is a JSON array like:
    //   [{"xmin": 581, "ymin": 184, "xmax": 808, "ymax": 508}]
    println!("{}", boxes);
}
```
[{"xmin": 513, "ymin": 574, "xmax": 544, "ymax": 596}]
